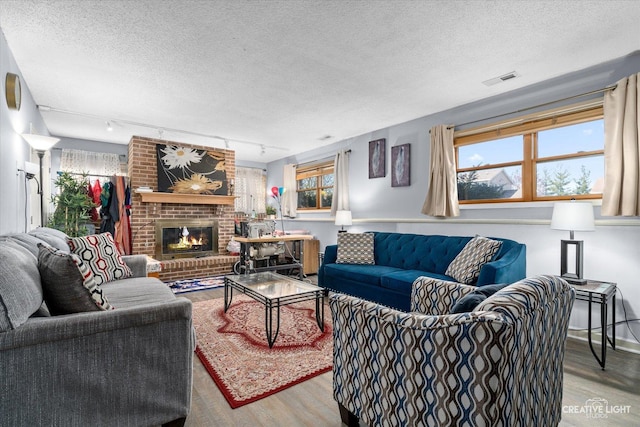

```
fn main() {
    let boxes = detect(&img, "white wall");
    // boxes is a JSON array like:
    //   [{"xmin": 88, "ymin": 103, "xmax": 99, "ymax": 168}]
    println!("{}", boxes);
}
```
[
  {"xmin": 0, "ymin": 30, "xmax": 51, "ymax": 233},
  {"xmin": 267, "ymin": 51, "xmax": 640, "ymax": 348}
]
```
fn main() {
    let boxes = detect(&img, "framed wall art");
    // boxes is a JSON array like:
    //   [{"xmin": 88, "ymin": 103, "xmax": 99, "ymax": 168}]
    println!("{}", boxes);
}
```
[
  {"xmin": 391, "ymin": 143, "xmax": 410, "ymax": 187},
  {"xmin": 368, "ymin": 138, "xmax": 386, "ymax": 179},
  {"xmin": 156, "ymin": 144, "xmax": 228, "ymax": 194}
]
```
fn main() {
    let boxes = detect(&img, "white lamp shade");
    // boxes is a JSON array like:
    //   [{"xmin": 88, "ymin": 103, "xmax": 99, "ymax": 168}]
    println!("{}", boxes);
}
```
[
  {"xmin": 22, "ymin": 133, "xmax": 59, "ymax": 152},
  {"xmin": 550, "ymin": 202, "xmax": 595, "ymax": 231},
  {"xmin": 335, "ymin": 210, "xmax": 352, "ymax": 227}
]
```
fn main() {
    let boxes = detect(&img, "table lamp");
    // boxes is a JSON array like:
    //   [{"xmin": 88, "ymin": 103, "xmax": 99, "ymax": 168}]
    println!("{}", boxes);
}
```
[
  {"xmin": 335, "ymin": 210, "xmax": 352, "ymax": 233},
  {"xmin": 550, "ymin": 201, "xmax": 595, "ymax": 284}
]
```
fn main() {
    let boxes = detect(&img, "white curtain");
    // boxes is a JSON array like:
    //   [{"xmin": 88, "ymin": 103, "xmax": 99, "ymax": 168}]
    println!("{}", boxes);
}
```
[
  {"xmin": 330, "ymin": 149, "xmax": 350, "ymax": 216},
  {"xmin": 602, "ymin": 73, "xmax": 640, "ymax": 216},
  {"xmin": 234, "ymin": 167, "xmax": 266, "ymax": 214},
  {"xmin": 281, "ymin": 164, "xmax": 297, "ymax": 217},
  {"xmin": 60, "ymin": 149, "xmax": 122, "ymax": 177},
  {"xmin": 421, "ymin": 125, "xmax": 459, "ymax": 217}
]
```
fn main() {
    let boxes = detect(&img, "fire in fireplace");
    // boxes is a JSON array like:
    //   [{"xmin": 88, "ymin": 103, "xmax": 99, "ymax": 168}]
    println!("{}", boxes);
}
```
[{"xmin": 155, "ymin": 219, "xmax": 219, "ymax": 260}]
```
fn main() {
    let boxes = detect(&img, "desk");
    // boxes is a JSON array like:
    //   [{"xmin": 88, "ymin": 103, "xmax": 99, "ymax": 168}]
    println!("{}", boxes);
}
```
[
  {"xmin": 571, "ymin": 279, "xmax": 616, "ymax": 370},
  {"xmin": 235, "ymin": 235, "xmax": 313, "ymax": 279},
  {"xmin": 285, "ymin": 238, "xmax": 320, "ymax": 275}
]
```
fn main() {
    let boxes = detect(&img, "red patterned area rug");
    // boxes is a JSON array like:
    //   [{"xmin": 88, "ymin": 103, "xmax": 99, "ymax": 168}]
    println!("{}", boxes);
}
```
[{"xmin": 192, "ymin": 295, "xmax": 333, "ymax": 408}]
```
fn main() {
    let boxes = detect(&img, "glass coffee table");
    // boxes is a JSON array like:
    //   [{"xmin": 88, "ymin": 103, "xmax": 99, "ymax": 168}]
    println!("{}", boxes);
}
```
[{"xmin": 224, "ymin": 272, "xmax": 325, "ymax": 348}]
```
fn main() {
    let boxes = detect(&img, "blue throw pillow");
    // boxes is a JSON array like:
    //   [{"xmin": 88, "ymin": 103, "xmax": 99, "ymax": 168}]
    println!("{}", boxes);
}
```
[{"xmin": 450, "ymin": 283, "xmax": 509, "ymax": 314}]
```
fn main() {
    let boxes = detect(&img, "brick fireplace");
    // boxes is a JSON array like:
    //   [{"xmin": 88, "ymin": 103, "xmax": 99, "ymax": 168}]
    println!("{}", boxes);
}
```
[{"xmin": 128, "ymin": 136, "xmax": 238, "ymax": 281}]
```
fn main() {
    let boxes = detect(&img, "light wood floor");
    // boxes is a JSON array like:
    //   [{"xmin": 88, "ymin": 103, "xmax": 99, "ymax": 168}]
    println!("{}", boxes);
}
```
[{"xmin": 181, "ymin": 280, "xmax": 640, "ymax": 426}]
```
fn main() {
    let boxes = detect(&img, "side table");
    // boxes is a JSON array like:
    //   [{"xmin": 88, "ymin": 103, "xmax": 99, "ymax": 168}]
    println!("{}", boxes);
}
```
[
  {"xmin": 146, "ymin": 256, "xmax": 162, "ymax": 278},
  {"xmin": 570, "ymin": 279, "xmax": 616, "ymax": 370}
]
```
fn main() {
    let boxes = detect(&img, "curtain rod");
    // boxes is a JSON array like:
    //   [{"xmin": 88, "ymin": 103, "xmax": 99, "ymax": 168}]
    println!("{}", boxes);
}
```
[
  {"xmin": 444, "ymin": 84, "xmax": 617, "ymax": 131},
  {"xmin": 428, "ymin": 84, "xmax": 617, "ymax": 133},
  {"xmin": 296, "ymin": 149, "xmax": 351, "ymax": 168}
]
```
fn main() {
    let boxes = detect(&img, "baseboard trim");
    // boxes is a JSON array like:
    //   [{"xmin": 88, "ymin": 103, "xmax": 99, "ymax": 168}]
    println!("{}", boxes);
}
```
[{"xmin": 567, "ymin": 330, "xmax": 640, "ymax": 355}]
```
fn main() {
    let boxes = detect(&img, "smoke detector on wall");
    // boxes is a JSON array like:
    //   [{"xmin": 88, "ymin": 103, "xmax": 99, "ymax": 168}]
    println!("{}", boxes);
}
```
[{"xmin": 482, "ymin": 71, "xmax": 521, "ymax": 86}]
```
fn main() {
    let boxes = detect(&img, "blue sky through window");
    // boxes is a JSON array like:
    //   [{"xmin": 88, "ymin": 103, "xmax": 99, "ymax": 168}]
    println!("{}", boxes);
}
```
[{"xmin": 458, "ymin": 119, "xmax": 604, "ymax": 197}]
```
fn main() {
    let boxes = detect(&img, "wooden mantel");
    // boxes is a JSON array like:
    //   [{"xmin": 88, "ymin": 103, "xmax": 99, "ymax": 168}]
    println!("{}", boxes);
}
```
[{"xmin": 138, "ymin": 191, "xmax": 236, "ymax": 205}]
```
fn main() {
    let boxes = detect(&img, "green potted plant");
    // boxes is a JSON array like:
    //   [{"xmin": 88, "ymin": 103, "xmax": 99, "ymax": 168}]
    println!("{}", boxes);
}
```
[
  {"xmin": 265, "ymin": 205, "xmax": 277, "ymax": 219},
  {"xmin": 48, "ymin": 171, "xmax": 95, "ymax": 237}
]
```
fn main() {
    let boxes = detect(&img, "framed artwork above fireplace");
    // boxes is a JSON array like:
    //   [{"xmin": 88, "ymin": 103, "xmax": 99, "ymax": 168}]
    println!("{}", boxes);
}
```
[{"xmin": 156, "ymin": 144, "xmax": 228, "ymax": 195}]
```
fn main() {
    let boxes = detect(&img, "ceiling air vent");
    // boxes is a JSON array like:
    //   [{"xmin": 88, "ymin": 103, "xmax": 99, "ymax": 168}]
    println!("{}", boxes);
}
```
[{"xmin": 482, "ymin": 71, "xmax": 521, "ymax": 86}]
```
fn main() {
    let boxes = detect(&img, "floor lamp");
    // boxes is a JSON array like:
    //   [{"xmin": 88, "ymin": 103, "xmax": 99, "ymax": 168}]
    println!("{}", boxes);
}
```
[
  {"xmin": 550, "ymin": 201, "xmax": 595, "ymax": 285},
  {"xmin": 21, "ymin": 129, "xmax": 59, "ymax": 226}
]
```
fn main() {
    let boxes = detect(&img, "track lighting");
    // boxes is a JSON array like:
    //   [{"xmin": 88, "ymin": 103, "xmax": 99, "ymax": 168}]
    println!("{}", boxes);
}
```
[
  {"xmin": 261, "ymin": 145, "xmax": 266, "ymax": 155},
  {"xmin": 36, "ymin": 104, "xmax": 287, "ymax": 153}
]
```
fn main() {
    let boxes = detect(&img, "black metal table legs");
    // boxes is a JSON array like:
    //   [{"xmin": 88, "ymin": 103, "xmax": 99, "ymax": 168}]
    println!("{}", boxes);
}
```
[{"xmin": 586, "ymin": 293, "xmax": 616, "ymax": 370}]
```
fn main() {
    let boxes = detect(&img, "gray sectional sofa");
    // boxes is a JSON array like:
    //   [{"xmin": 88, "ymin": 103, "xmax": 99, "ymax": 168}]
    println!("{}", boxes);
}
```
[{"xmin": 0, "ymin": 227, "xmax": 194, "ymax": 426}]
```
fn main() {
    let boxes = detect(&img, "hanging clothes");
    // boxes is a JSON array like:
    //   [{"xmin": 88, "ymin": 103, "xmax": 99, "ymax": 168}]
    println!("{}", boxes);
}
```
[
  {"xmin": 100, "ymin": 181, "xmax": 118, "ymax": 236},
  {"xmin": 92, "ymin": 179, "xmax": 102, "ymax": 205},
  {"xmin": 124, "ymin": 184, "xmax": 132, "ymax": 254},
  {"xmin": 87, "ymin": 183, "xmax": 100, "ymax": 222},
  {"xmin": 100, "ymin": 182, "xmax": 110, "ymax": 210},
  {"xmin": 114, "ymin": 176, "xmax": 131, "ymax": 255}
]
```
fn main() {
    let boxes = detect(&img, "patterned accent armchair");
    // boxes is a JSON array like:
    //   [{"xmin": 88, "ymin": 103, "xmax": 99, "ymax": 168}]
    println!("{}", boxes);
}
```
[{"xmin": 330, "ymin": 275, "xmax": 575, "ymax": 427}]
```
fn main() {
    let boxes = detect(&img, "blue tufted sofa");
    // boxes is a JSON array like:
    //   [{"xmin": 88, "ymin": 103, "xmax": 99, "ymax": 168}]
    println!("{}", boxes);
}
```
[{"xmin": 318, "ymin": 232, "xmax": 526, "ymax": 311}]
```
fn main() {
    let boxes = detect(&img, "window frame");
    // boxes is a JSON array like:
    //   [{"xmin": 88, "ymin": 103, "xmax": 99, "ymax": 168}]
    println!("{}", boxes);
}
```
[
  {"xmin": 454, "ymin": 105, "xmax": 604, "ymax": 204},
  {"xmin": 295, "ymin": 160, "xmax": 334, "ymax": 211}
]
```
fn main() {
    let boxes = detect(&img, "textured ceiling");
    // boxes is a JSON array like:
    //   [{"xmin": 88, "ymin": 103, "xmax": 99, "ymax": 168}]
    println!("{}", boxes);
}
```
[{"xmin": 1, "ymin": 0, "xmax": 639, "ymax": 163}]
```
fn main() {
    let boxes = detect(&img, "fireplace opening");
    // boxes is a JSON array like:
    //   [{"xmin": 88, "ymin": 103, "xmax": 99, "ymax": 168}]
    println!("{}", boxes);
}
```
[{"xmin": 155, "ymin": 219, "xmax": 219, "ymax": 260}]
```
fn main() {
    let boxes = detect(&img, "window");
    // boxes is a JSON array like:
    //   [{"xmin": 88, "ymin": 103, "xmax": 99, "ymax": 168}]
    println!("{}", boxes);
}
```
[
  {"xmin": 296, "ymin": 161, "xmax": 334, "ymax": 210},
  {"xmin": 234, "ymin": 167, "xmax": 266, "ymax": 214},
  {"xmin": 60, "ymin": 149, "xmax": 124, "ymax": 177},
  {"xmin": 455, "ymin": 105, "xmax": 604, "ymax": 203}
]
